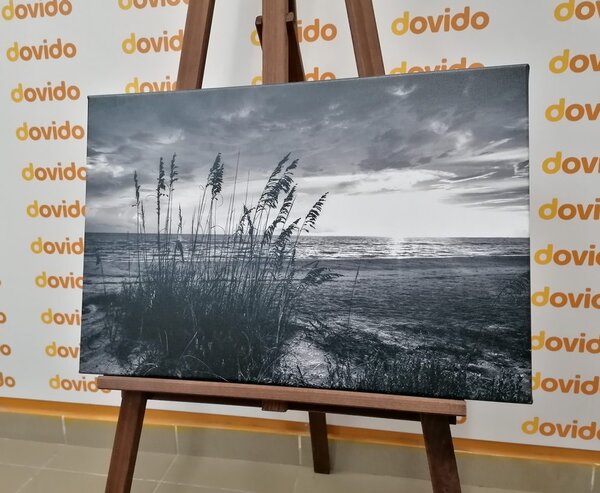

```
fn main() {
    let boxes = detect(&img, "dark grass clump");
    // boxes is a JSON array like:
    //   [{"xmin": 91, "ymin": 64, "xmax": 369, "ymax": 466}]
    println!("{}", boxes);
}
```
[
  {"xmin": 293, "ymin": 269, "xmax": 531, "ymax": 402},
  {"xmin": 319, "ymin": 353, "xmax": 530, "ymax": 402},
  {"xmin": 105, "ymin": 152, "xmax": 339, "ymax": 382}
]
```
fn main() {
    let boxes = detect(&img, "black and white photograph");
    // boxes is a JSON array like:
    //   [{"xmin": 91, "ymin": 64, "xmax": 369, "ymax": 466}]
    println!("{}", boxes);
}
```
[{"xmin": 81, "ymin": 65, "xmax": 531, "ymax": 403}]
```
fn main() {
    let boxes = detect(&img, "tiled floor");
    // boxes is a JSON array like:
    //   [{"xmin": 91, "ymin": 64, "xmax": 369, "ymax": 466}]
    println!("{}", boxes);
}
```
[{"xmin": 0, "ymin": 437, "xmax": 541, "ymax": 493}]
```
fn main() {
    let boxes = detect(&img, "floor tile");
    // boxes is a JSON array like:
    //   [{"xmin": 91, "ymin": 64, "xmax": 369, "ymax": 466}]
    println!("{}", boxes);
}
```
[
  {"xmin": 63, "ymin": 418, "xmax": 177, "ymax": 454},
  {"xmin": 62, "ymin": 418, "xmax": 116, "ymax": 449},
  {"xmin": 0, "ymin": 463, "xmax": 38, "ymax": 492},
  {"xmin": 18, "ymin": 469, "xmax": 106, "ymax": 493},
  {"xmin": 45, "ymin": 444, "xmax": 174, "ymax": 480},
  {"xmin": 154, "ymin": 483, "xmax": 243, "ymax": 493},
  {"xmin": 0, "ymin": 413, "xmax": 64, "ymax": 443},
  {"xmin": 0, "ymin": 438, "xmax": 62, "ymax": 467},
  {"xmin": 177, "ymin": 427, "xmax": 300, "ymax": 465},
  {"xmin": 463, "ymin": 487, "xmax": 537, "ymax": 493},
  {"xmin": 19, "ymin": 473, "xmax": 153, "ymax": 493},
  {"xmin": 458, "ymin": 454, "xmax": 593, "ymax": 493},
  {"xmin": 138, "ymin": 424, "xmax": 179, "ymax": 454},
  {"xmin": 163, "ymin": 455, "xmax": 299, "ymax": 493},
  {"xmin": 131, "ymin": 480, "xmax": 161, "ymax": 493},
  {"xmin": 44, "ymin": 444, "xmax": 111, "ymax": 474},
  {"xmin": 300, "ymin": 436, "xmax": 430, "ymax": 479},
  {"xmin": 294, "ymin": 469, "xmax": 433, "ymax": 493}
]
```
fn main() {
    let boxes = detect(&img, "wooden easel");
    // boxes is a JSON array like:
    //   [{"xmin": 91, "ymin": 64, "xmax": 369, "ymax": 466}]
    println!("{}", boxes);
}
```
[{"xmin": 99, "ymin": 1, "xmax": 466, "ymax": 492}]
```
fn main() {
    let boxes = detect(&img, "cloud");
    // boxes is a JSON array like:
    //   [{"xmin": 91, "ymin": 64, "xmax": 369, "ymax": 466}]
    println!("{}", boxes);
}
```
[
  {"xmin": 452, "ymin": 185, "xmax": 530, "ymax": 209},
  {"xmin": 440, "ymin": 171, "xmax": 497, "ymax": 184},
  {"xmin": 390, "ymin": 84, "xmax": 417, "ymax": 98},
  {"xmin": 429, "ymin": 120, "xmax": 449, "ymax": 134},
  {"xmin": 297, "ymin": 169, "xmax": 454, "ymax": 196}
]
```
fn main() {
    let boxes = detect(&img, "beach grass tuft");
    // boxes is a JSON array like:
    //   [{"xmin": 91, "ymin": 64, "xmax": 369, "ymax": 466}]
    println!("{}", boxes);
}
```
[{"xmin": 103, "ymin": 152, "xmax": 340, "ymax": 382}]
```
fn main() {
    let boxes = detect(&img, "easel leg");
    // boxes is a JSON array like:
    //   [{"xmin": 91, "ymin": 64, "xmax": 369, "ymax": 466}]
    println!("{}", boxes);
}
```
[
  {"xmin": 105, "ymin": 391, "xmax": 147, "ymax": 493},
  {"xmin": 308, "ymin": 411, "xmax": 330, "ymax": 474},
  {"xmin": 421, "ymin": 414, "xmax": 461, "ymax": 493}
]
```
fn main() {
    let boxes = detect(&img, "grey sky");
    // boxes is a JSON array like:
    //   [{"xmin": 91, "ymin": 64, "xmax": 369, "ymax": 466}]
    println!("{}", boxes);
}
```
[{"xmin": 86, "ymin": 65, "xmax": 529, "ymax": 237}]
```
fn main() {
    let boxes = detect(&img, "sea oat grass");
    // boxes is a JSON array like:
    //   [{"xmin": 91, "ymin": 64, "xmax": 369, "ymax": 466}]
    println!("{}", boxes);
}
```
[{"xmin": 101, "ymin": 152, "xmax": 339, "ymax": 382}]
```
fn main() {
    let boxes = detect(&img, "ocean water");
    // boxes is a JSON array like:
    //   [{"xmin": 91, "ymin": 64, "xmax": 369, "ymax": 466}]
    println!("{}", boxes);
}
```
[
  {"xmin": 83, "ymin": 234, "xmax": 528, "ymax": 290},
  {"xmin": 84, "ymin": 233, "xmax": 528, "ymax": 261},
  {"xmin": 83, "ymin": 234, "xmax": 528, "ymax": 293}
]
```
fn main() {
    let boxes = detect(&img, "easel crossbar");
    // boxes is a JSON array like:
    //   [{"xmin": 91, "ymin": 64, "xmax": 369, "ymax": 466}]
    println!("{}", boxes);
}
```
[{"xmin": 98, "ymin": 377, "xmax": 466, "ymax": 417}]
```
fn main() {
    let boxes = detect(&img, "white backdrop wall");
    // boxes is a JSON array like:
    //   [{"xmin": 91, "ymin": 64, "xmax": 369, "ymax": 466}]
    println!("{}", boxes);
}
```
[{"xmin": 0, "ymin": 0, "xmax": 599, "ymax": 451}]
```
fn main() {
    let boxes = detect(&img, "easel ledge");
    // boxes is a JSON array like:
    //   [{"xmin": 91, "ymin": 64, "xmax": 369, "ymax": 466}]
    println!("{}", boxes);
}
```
[{"xmin": 98, "ymin": 376, "xmax": 466, "ymax": 418}]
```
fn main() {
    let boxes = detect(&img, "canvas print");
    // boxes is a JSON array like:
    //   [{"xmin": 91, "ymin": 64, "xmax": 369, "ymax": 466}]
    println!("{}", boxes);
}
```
[{"xmin": 81, "ymin": 65, "xmax": 531, "ymax": 403}]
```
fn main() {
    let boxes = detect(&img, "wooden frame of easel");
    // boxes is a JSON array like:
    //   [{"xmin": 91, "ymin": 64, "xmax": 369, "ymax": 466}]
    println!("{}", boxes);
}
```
[{"xmin": 98, "ymin": 2, "xmax": 466, "ymax": 492}]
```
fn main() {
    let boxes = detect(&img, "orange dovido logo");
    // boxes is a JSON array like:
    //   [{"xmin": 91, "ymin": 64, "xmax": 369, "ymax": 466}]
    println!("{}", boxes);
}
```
[
  {"xmin": 6, "ymin": 38, "xmax": 76, "ymax": 61},
  {"xmin": 26, "ymin": 200, "xmax": 86, "ymax": 218},
  {"xmin": 0, "ymin": 373, "xmax": 16, "ymax": 388},
  {"xmin": 22, "ymin": 162, "xmax": 86, "ymax": 181},
  {"xmin": 554, "ymin": 0, "xmax": 600, "ymax": 21},
  {"xmin": 532, "ymin": 331, "xmax": 600, "ymax": 354},
  {"xmin": 532, "ymin": 286, "xmax": 600, "ymax": 309},
  {"xmin": 522, "ymin": 417, "xmax": 600, "ymax": 440},
  {"xmin": 391, "ymin": 6, "xmax": 490, "ymax": 36},
  {"xmin": 2, "ymin": 0, "xmax": 72, "ymax": 20},
  {"xmin": 49, "ymin": 375, "xmax": 110, "ymax": 393},
  {"xmin": 16, "ymin": 121, "xmax": 84, "ymax": 141},
  {"xmin": 11, "ymin": 81, "xmax": 80, "ymax": 102},
  {"xmin": 542, "ymin": 152, "xmax": 600, "ymax": 174},
  {"xmin": 549, "ymin": 50, "xmax": 600, "ymax": 74},
  {"xmin": 545, "ymin": 98, "xmax": 600, "ymax": 122},
  {"xmin": 122, "ymin": 30, "xmax": 183, "ymax": 54},
  {"xmin": 41, "ymin": 308, "xmax": 81, "ymax": 325},
  {"xmin": 251, "ymin": 19, "xmax": 337, "ymax": 46},
  {"xmin": 534, "ymin": 244, "xmax": 600, "ymax": 266},
  {"xmin": 118, "ymin": 0, "xmax": 188, "ymax": 9}
]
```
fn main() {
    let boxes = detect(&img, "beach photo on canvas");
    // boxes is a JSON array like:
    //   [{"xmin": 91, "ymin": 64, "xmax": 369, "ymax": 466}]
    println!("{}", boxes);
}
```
[{"xmin": 81, "ymin": 66, "xmax": 531, "ymax": 403}]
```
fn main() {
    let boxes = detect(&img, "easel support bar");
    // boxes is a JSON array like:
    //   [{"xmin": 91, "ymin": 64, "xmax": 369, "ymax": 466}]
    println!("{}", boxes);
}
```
[
  {"xmin": 345, "ymin": 0, "xmax": 385, "ymax": 77},
  {"xmin": 177, "ymin": 0, "xmax": 215, "ymax": 90},
  {"xmin": 255, "ymin": 11, "xmax": 304, "ymax": 83}
]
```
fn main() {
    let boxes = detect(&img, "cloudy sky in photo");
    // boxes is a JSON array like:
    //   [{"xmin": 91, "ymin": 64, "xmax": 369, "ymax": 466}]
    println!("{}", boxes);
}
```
[{"xmin": 86, "ymin": 65, "xmax": 529, "ymax": 237}]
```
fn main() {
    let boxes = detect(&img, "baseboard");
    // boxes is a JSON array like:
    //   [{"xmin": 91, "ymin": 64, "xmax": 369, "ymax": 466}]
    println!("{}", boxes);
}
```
[{"xmin": 0, "ymin": 397, "xmax": 598, "ymax": 466}]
